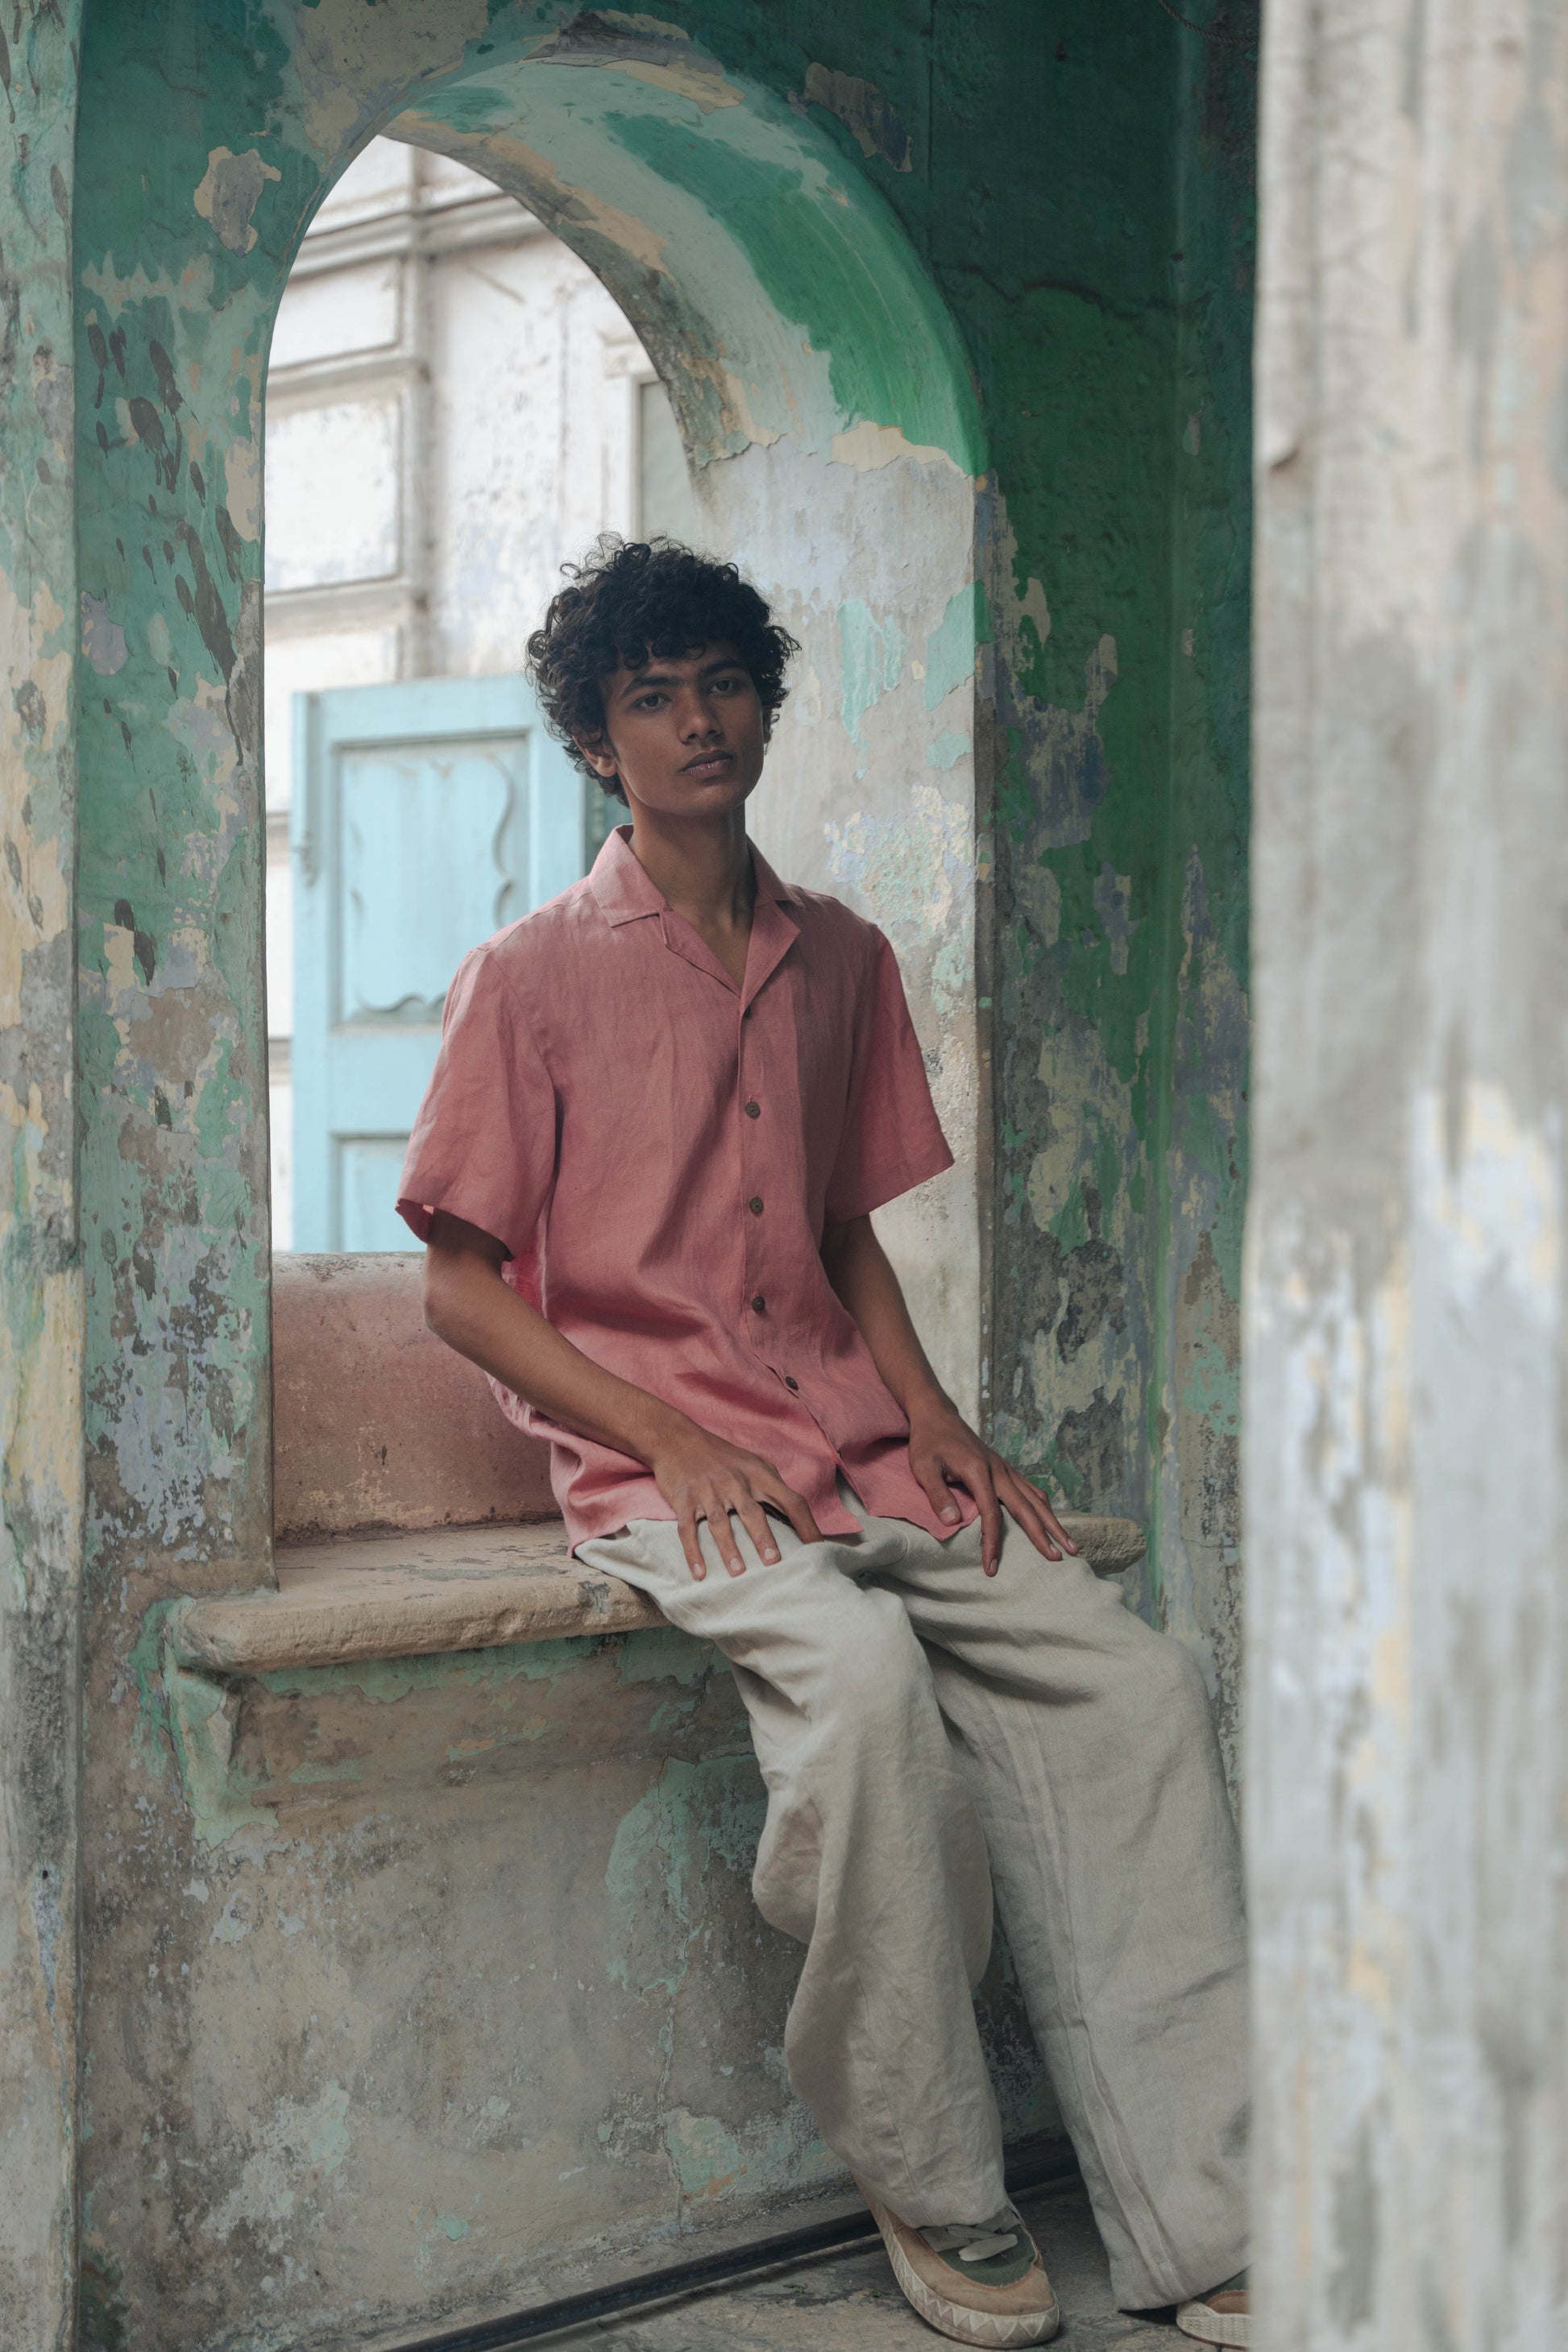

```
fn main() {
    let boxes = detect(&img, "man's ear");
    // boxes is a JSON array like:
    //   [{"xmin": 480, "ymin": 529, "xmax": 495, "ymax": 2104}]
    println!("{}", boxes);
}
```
[{"xmin": 573, "ymin": 728, "xmax": 619, "ymax": 785}]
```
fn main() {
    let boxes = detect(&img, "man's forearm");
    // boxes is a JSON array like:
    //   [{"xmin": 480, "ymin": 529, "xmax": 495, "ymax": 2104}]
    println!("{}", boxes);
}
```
[
  {"xmin": 819, "ymin": 1213, "xmax": 951, "ymax": 1421},
  {"xmin": 425, "ymin": 1226, "xmax": 688, "ymax": 1464}
]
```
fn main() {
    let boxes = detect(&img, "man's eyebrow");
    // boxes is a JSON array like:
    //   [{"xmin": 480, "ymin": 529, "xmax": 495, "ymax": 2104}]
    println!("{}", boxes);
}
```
[{"xmin": 614, "ymin": 653, "xmax": 747, "ymax": 699}]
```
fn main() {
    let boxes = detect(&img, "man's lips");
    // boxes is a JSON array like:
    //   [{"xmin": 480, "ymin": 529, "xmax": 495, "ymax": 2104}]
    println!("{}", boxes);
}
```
[{"xmin": 681, "ymin": 749, "xmax": 735, "ymax": 776}]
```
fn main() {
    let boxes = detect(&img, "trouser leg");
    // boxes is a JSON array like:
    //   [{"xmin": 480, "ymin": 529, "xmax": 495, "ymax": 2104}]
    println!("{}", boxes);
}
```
[
  {"xmin": 874, "ymin": 1507, "xmax": 1249, "ymax": 2308},
  {"xmin": 577, "ymin": 1511, "xmax": 1007, "ymax": 2227}
]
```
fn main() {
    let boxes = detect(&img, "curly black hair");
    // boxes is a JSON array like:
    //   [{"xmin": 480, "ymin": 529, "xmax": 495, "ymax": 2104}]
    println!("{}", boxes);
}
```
[{"xmin": 525, "ymin": 536, "xmax": 799, "ymax": 801}]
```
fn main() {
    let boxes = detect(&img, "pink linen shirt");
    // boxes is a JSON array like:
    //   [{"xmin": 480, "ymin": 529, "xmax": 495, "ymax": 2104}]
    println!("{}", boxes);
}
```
[{"xmin": 396, "ymin": 823, "xmax": 974, "ymax": 1550}]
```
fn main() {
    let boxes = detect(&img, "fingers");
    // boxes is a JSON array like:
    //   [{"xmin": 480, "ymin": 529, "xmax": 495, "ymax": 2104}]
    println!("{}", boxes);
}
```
[
  {"xmin": 981, "ymin": 1493, "xmax": 1005, "ymax": 1574},
  {"xmin": 766, "ymin": 1479, "xmax": 824, "ymax": 1550},
  {"xmin": 673, "ymin": 1461, "xmax": 825, "ymax": 1581},
  {"xmin": 931, "ymin": 1447, "xmax": 1003, "ymax": 1572},
  {"xmin": 911, "ymin": 1449, "xmax": 964, "ymax": 1529},
  {"xmin": 1039, "ymin": 1503, "xmax": 1076, "ymax": 1555},
  {"xmin": 700, "ymin": 1475, "xmax": 785, "ymax": 1579},
  {"xmin": 734, "ymin": 1492, "xmax": 782, "ymax": 1568},
  {"xmin": 995, "ymin": 1468, "xmax": 1062, "ymax": 1561},
  {"xmin": 1010, "ymin": 1463, "xmax": 1077, "ymax": 1553},
  {"xmin": 997, "ymin": 1462, "xmax": 1076, "ymax": 1559},
  {"xmin": 678, "ymin": 1512, "xmax": 707, "ymax": 1581},
  {"xmin": 918, "ymin": 1446, "xmax": 999, "ymax": 1570},
  {"xmin": 701, "ymin": 1491, "xmax": 749, "ymax": 1579}
]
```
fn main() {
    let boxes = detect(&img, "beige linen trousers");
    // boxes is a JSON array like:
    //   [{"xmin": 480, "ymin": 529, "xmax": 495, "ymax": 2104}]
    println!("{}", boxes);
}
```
[{"xmin": 578, "ymin": 1491, "xmax": 1248, "ymax": 2310}]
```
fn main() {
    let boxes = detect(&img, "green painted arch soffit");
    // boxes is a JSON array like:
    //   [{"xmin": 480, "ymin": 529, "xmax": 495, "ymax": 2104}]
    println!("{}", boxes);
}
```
[
  {"xmin": 74, "ymin": 6, "xmax": 985, "ymax": 485},
  {"xmin": 389, "ymin": 57, "xmax": 985, "ymax": 478}
]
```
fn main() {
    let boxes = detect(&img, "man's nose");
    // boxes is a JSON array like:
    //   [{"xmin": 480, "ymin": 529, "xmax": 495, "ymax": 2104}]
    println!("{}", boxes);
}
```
[{"xmin": 678, "ymin": 693, "xmax": 723, "ymax": 738}]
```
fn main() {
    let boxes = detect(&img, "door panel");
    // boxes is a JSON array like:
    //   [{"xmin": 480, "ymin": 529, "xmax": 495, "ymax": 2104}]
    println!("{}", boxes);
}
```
[
  {"xmin": 290, "ymin": 674, "xmax": 590, "ymax": 1252},
  {"xmin": 337, "ymin": 1136, "xmax": 414, "ymax": 1253}
]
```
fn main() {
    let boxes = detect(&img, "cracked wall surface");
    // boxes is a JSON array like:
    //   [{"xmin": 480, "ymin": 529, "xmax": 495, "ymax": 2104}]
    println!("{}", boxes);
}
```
[
  {"xmin": 0, "ymin": 7, "xmax": 87, "ymax": 2346},
  {"xmin": 982, "ymin": 12, "xmax": 1254, "ymax": 1766},
  {"xmin": 1248, "ymin": 1, "xmax": 1568, "ymax": 2341}
]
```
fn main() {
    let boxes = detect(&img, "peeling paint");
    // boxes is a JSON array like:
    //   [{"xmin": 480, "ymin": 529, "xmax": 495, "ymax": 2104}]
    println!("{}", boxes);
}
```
[
  {"xmin": 0, "ymin": 6, "xmax": 88, "ymax": 2337},
  {"xmin": 193, "ymin": 147, "xmax": 282, "ymax": 257},
  {"xmin": 800, "ymin": 62, "xmax": 912, "ymax": 172},
  {"xmin": 201, "ymin": 2082, "xmax": 353, "ymax": 2242},
  {"xmin": 530, "ymin": 12, "xmax": 745, "ymax": 114},
  {"xmin": 829, "ymin": 419, "xmax": 964, "ymax": 473},
  {"xmin": 837, "ymin": 596, "xmax": 904, "ymax": 748},
  {"xmin": 79, "ymin": 592, "xmax": 127, "ymax": 676}
]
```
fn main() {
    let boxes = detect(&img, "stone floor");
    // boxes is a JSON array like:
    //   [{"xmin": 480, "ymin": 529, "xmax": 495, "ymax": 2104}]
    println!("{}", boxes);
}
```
[{"xmin": 534, "ymin": 2177, "xmax": 1187, "ymax": 2349}]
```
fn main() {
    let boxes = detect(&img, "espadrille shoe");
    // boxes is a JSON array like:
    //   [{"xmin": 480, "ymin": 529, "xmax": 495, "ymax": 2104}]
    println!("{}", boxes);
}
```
[
  {"xmin": 1175, "ymin": 2271, "xmax": 1251, "ymax": 2346},
  {"xmin": 856, "ymin": 2182, "xmax": 1060, "ymax": 2346}
]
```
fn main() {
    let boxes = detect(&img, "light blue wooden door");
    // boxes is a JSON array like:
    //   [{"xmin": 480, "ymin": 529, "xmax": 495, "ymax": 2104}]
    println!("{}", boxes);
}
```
[{"xmin": 290, "ymin": 674, "xmax": 598, "ymax": 1251}]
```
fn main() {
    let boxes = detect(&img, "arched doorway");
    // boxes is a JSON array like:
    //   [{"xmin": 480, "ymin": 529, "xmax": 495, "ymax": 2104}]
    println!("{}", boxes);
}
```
[{"xmin": 371, "ymin": 47, "xmax": 989, "ymax": 1417}]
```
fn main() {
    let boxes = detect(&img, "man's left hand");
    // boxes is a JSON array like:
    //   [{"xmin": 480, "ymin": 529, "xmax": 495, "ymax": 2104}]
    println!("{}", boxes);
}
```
[{"xmin": 906, "ymin": 1400, "xmax": 1078, "ymax": 1576}]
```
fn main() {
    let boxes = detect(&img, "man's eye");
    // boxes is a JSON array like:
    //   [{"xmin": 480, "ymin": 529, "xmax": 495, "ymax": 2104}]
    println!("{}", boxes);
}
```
[{"xmin": 712, "ymin": 675, "xmax": 740, "ymax": 694}]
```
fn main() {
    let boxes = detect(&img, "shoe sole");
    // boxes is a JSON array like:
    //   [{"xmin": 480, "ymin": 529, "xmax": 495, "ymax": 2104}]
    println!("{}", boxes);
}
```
[
  {"xmin": 863, "ymin": 2192, "xmax": 1062, "ymax": 2347},
  {"xmin": 1175, "ymin": 2300, "xmax": 1251, "ymax": 2348}
]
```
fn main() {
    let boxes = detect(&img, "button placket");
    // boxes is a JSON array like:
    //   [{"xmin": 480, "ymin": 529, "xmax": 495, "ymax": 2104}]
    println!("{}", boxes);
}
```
[
  {"xmin": 740, "ymin": 994, "xmax": 808, "ymax": 1411},
  {"xmin": 740, "ymin": 1006, "xmax": 765, "ymax": 1342}
]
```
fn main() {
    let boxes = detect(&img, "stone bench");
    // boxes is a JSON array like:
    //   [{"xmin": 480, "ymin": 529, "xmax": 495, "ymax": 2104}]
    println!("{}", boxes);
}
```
[
  {"xmin": 148, "ymin": 1253, "xmax": 1140, "ymax": 2293},
  {"xmin": 193, "ymin": 1251, "xmax": 1143, "ymax": 1680}
]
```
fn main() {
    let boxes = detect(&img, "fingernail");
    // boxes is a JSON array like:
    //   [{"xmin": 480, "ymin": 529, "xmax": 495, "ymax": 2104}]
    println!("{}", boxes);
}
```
[
  {"xmin": 941, "ymin": 1504, "xmax": 960, "ymax": 1523},
  {"xmin": 763, "ymin": 1547, "xmax": 779, "ymax": 1563}
]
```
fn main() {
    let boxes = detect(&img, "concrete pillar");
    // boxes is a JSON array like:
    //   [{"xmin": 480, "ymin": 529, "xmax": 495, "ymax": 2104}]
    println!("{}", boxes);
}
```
[
  {"xmin": 1248, "ymin": 2, "xmax": 1568, "ymax": 2342},
  {"xmin": 0, "ymin": 6, "xmax": 85, "ymax": 2347}
]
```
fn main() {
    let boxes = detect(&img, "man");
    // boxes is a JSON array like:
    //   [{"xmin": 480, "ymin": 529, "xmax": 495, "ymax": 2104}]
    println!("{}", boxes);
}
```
[{"xmin": 396, "ymin": 537, "xmax": 1250, "ymax": 2348}]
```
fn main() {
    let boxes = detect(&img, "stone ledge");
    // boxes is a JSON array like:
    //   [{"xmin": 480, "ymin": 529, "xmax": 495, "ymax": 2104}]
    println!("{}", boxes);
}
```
[{"xmin": 168, "ymin": 1513, "xmax": 1147, "ymax": 1678}]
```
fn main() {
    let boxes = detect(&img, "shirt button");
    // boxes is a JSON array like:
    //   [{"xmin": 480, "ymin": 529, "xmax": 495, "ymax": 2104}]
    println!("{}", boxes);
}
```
[
  {"xmin": 749, "ymin": 1197, "xmax": 763, "ymax": 1215},
  {"xmin": 744, "ymin": 1100, "xmax": 761, "ymax": 1118},
  {"xmin": 751, "ymin": 1294, "xmax": 766, "ymax": 1313},
  {"xmin": 784, "ymin": 1375, "xmax": 799, "ymax": 1392}
]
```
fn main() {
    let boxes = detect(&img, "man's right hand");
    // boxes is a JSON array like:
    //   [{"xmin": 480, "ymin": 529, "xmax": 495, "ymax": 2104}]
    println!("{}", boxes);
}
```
[{"xmin": 648, "ymin": 1421, "xmax": 823, "ymax": 1579}]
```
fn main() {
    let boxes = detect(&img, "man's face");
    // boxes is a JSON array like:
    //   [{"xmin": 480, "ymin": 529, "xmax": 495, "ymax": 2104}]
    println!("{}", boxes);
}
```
[{"xmin": 579, "ymin": 640, "xmax": 766, "ymax": 818}]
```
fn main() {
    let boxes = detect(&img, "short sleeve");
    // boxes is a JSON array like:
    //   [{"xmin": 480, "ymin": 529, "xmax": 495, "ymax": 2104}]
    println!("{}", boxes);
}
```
[
  {"xmin": 396, "ymin": 946, "xmax": 557, "ymax": 1261},
  {"xmin": 823, "ymin": 929, "xmax": 954, "ymax": 1224}
]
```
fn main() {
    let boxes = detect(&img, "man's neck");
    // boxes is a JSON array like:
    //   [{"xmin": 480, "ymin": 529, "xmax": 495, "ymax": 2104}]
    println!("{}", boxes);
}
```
[{"xmin": 628, "ymin": 804, "xmax": 755, "ymax": 931}]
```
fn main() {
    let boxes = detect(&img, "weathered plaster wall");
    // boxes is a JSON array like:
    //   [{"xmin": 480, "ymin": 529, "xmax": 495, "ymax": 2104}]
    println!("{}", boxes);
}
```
[
  {"xmin": 1249, "ymin": 0, "xmax": 1568, "ymax": 2342},
  {"xmin": 0, "ymin": 7, "xmax": 87, "ymax": 2347},
  {"xmin": 980, "ymin": 10, "xmax": 1255, "ymax": 1752},
  {"xmin": 24, "ymin": 4, "xmax": 1258, "ymax": 2346},
  {"xmin": 107, "ymin": 1618, "xmax": 1052, "ymax": 2348},
  {"xmin": 1155, "ymin": 27, "xmax": 1255, "ymax": 1762}
]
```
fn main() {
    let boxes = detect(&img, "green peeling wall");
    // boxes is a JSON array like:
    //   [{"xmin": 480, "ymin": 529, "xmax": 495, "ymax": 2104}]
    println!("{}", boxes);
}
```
[
  {"xmin": 980, "ymin": 14, "xmax": 1255, "ymax": 1759},
  {"xmin": 0, "ymin": 2, "xmax": 1255, "ymax": 2345}
]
